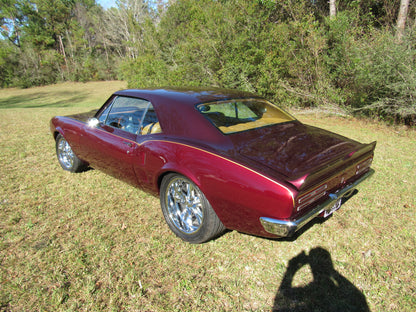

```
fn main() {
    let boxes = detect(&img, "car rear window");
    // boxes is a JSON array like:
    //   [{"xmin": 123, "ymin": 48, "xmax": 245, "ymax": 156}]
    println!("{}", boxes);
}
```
[{"xmin": 197, "ymin": 99, "xmax": 295, "ymax": 134}]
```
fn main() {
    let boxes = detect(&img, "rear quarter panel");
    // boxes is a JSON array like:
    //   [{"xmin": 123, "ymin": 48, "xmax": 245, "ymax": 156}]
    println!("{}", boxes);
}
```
[{"xmin": 137, "ymin": 139, "xmax": 295, "ymax": 237}]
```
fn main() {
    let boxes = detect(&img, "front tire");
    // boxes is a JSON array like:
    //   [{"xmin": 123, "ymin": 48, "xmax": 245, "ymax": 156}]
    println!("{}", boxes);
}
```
[
  {"xmin": 160, "ymin": 173, "xmax": 225, "ymax": 244},
  {"xmin": 55, "ymin": 134, "xmax": 87, "ymax": 173}
]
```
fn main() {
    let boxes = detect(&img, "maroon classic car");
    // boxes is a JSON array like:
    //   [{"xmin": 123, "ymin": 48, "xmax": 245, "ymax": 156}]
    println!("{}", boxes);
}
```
[{"xmin": 50, "ymin": 88, "xmax": 376, "ymax": 243}]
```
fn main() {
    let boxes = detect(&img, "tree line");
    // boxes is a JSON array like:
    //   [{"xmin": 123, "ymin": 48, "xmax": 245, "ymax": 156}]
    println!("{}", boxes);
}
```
[{"xmin": 1, "ymin": 0, "xmax": 415, "ymax": 124}]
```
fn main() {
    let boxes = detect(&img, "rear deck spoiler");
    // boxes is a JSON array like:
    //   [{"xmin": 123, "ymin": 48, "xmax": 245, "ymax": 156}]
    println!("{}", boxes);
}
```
[{"xmin": 289, "ymin": 141, "xmax": 377, "ymax": 191}]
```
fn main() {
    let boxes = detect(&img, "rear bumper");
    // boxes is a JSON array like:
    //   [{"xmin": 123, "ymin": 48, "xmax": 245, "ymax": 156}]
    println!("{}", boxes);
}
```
[{"xmin": 260, "ymin": 169, "xmax": 375, "ymax": 237}]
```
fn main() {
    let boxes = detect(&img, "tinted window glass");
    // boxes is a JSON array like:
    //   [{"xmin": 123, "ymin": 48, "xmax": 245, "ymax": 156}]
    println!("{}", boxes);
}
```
[
  {"xmin": 98, "ymin": 96, "xmax": 161, "ymax": 135},
  {"xmin": 197, "ymin": 99, "xmax": 295, "ymax": 134},
  {"xmin": 98, "ymin": 104, "xmax": 111, "ymax": 123}
]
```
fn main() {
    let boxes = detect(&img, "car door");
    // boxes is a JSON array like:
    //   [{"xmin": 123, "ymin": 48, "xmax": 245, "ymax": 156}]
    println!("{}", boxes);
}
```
[
  {"xmin": 80, "ymin": 96, "xmax": 151, "ymax": 187},
  {"xmin": 132, "ymin": 104, "xmax": 164, "ymax": 190}
]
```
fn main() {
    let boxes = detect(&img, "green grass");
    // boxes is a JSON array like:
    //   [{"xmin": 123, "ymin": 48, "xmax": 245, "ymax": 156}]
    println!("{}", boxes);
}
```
[
  {"xmin": 0, "ymin": 82, "xmax": 415, "ymax": 311},
  {"xmin": 0, "ymin": 81, "xmax": 127, "ymax": 109}
]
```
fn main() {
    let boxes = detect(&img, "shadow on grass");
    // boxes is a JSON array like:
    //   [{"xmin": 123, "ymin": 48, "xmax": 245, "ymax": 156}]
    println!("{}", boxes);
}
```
[
  {"xmin": 272, "ymin": 247, "xmax": 370, "ymax": 312},
  {"xmin": 0, "ymin": 91, "xmax": 89, "ymax": 108}
]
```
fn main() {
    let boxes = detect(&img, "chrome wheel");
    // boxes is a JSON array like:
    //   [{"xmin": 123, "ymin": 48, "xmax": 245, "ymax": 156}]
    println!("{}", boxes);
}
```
[
  {"xmin": 160, "ymin": 173, "xmax": 226, "ymax": 243},
  {"xmin": 55, "ymin": 134, "xmax": 87, "ymax": 173},
  {"xmin": 165, "ymin": 177, "xmax": 204, "ymax": 234},
  {"xmin": 57, "ymin": 137, "xmax": 75, "ymax": 170}
]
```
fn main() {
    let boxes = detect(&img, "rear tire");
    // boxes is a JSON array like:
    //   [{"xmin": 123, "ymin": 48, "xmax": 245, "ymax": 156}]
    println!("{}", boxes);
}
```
[
  {"xmin": 160, "ymin": 173, "xmax": 225, "ymax": 244},
  {"xmin": 55, "ymin": 134, "xmax": 87, "ymax": 173}
]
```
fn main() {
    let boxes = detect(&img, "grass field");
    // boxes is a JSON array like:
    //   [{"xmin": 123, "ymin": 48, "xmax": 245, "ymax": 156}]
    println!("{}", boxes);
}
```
[{"xmin": 0, "ymin": 82, "xmax": 415, "ymax": 311}]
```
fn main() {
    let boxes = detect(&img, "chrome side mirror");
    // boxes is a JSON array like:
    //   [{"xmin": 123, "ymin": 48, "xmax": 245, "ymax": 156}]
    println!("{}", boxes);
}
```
[{"xmin": 87, "ymin": 117, "xmax": 100, "ymax": 128}]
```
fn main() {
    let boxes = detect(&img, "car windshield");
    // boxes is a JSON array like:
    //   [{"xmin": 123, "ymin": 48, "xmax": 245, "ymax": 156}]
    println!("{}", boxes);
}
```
[{"xmin": 197, "ymin": 99, "xmax": 295, "ymax": 134}]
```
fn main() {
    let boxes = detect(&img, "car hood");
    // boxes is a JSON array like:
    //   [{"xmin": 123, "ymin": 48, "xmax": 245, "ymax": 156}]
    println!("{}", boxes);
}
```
[
  {"xmin": 66, "ymin": 110, "xmax": 98, "ymax": 123},
  {"xmin": 231, "ymin": 121, "xmax": 362, "ymax": 179}
]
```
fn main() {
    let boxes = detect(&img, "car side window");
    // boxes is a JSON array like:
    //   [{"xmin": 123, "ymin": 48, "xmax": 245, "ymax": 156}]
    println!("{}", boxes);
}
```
[
  {"xmin": 98, "ymin": 103, "xmax": 111, "ymax": 124},
  {"xmin": 98, "ymin": 96, "xmax": 162, "ymax": 135},
  {"xmin": 140, "ymin": 106, "xmax": 162, "ymax": 135}
]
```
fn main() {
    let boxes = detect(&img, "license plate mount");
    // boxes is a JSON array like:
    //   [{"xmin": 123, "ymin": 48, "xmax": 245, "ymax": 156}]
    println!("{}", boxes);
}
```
[{"xmin": 324, "ymin": 198, "xmax": 342, "ymax": 218}]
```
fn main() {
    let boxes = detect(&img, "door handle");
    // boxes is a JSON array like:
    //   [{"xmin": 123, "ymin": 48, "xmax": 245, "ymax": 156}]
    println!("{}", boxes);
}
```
[{"xmin": 122, "ymin": 141, "xmax": 133, "ymax": 147}]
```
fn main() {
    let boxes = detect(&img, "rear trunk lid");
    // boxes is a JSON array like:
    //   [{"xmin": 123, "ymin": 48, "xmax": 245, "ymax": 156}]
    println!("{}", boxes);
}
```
[{"xmin": 230, "ymin": 121, "xmax": 375, "ymax": 191}]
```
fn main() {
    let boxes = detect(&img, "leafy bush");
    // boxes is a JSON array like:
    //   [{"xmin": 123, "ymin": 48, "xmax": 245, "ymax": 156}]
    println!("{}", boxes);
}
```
[
  {"xmin": 0, "ymin": 42, "xmax": 18, "ymax": 88},
  {"xmin": 350, "ymin": 32, "xmax": 416, "ymax": 124},
  {"xmin": 13, "ymin": 47, "xmax": 61, "ymax": 88},
  {"xmin": 2, "ymin": 0, "xmax": 415, "ymax": 125},
  {"xmin": 325, "ymin": 11, "xmax": 416, "ymax": 124}
]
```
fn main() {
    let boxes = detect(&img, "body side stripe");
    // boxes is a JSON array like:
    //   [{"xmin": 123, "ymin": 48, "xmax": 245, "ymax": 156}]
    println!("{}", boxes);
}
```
[
  {"xmin": 57, "ymin": 118, "xmax": 295, "ymax": 204},
  {"xmin": 141, "ymin": 139, "xmax": 295, "ymax": 204}
]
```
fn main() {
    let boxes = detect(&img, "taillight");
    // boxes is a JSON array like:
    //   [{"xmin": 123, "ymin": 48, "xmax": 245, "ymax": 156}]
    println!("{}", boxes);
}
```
[
  {"xmin": 356, "ymin": 157, "xmax": 373, "ymax": 175},
  {"xmin": 296, "ymin": 184, "xmax": 327, "ymax": 212}
]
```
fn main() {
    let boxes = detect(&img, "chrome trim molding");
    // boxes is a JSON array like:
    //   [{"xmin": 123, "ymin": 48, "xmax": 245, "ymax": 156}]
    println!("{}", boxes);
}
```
[{"xmin": 260, "ymin": 168, "xmax": 375, "ymax": 237}]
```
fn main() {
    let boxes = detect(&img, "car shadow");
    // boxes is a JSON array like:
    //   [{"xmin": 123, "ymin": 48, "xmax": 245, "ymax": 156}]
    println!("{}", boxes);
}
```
[{"xmin": 272, "ymin": 247, "xmax": 370, "ymax": 312}]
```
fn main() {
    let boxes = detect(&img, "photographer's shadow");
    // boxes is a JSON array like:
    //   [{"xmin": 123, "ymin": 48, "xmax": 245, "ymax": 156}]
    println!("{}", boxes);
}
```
[{"xmin": 273, "ymin": 247, "xmax": 370, "ymax": 312}]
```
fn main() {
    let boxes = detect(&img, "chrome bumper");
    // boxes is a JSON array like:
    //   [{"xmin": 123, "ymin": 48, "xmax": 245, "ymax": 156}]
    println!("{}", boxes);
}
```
[{"xmin": 260, "ymin": 169, "xmax": 375, "ymax": 237}]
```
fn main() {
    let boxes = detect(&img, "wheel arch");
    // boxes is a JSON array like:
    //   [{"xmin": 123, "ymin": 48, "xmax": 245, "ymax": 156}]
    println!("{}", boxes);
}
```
[
  {"xmin": 156, "ymin": 167, "xmax": 202, "ymax": 195},
  {"xmin": 53, "ymin": 130, "xmax": 61, "ymax": 140},
  {"xmin": 157, "ymin": 170, "xmax": 175, "ymax": 193},
  {"xmin": 52, "ymin": 124, "xmax": 66, "ymax": 141}
]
